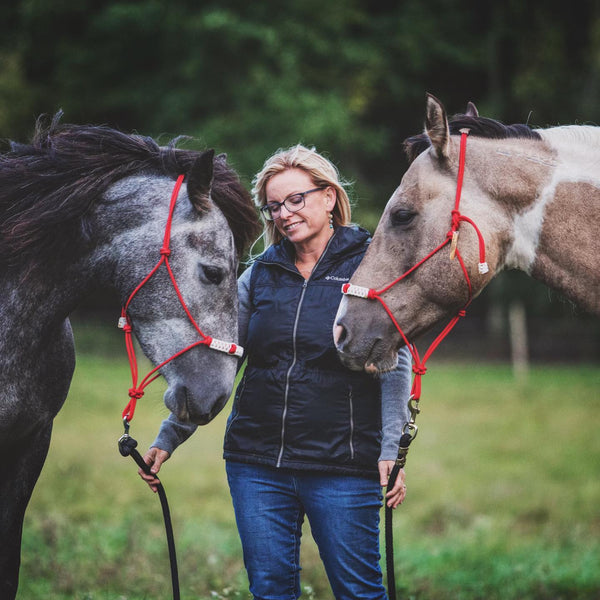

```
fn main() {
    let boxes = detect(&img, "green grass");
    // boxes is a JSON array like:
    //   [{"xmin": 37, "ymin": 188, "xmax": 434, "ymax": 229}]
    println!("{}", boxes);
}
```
[{"xmin": 18, "ymin": 344, "xmax": 600, "ymax": 599}]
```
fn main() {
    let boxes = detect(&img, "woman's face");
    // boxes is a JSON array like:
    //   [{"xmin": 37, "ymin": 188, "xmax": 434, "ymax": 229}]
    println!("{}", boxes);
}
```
[{"xmin": 265, "ymin": 168, "xmax": 336, "ymax": 248}]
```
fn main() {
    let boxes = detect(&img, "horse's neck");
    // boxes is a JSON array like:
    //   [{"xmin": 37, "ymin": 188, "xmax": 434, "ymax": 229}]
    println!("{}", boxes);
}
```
[
  {"xmin": 528, "ymin": 179, "xmax": 600, "ymax": 314},
  {"xmin": 505, "ymin": 129, "xmax": 600, "ymax": 314},
  {"xmin": 0, "ymin": 269, "xmax": 79, "ymax": 428},
  {"xmin": 0, "ymin": 268, "xmax": 83, "ymax": 352}
]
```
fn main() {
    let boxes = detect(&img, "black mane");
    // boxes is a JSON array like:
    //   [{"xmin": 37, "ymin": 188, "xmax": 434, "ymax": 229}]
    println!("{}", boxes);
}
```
[
  {"xmin": 0, "ymin": 113, "xmax": 259, "ymax": 268},
  {"xmin": 404, "ymin": 113, "xmax": 542, "ymax": 164}
]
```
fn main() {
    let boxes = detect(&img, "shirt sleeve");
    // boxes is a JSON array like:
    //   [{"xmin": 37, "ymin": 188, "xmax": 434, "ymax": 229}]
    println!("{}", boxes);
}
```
[
  {"xmin": 151, "ymin": 265, "xmax": 254, "ymax": 455},
  {"xmin": 237, "ymin": 263, "xmax": 253, "ymax": 351},
  {"xmin": 151, "ymin": 412, "xmax": 198, "ymax": 455},
  {"xmin": 378, "ymin": 345, "xmax": 413, "ymax": 462}
]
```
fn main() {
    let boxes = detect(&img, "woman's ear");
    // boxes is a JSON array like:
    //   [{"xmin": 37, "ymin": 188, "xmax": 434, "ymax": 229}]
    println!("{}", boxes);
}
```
[{"xmin": 324, "ymin": 186, "xmax": 337, "ymax": 212}]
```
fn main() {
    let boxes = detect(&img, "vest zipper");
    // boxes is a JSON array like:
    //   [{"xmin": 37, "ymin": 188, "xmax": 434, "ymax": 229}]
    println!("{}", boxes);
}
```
[
  {"xmin": 276, "ymin": 232, "xmax": 338, "ymax": 468},
  {"xmin": 277, "ymin": 278, "xmax": 307, "ymax": 467},
  {"xmin": 348, "ymin": 385, "xmax": 355, "ymax": 459}
]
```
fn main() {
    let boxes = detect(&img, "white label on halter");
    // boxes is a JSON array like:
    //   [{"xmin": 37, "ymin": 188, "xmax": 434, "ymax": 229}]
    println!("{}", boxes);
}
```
[
  {"xmin": 342, "ymin": 284, "xmax": 371, "ymax": 298},
  {"xmin": 478, "ymin": 262, "xmax": 489, "ymax": 274},
  {"xmin": 209, "ymin": 338, "xmax": 244, "ymax": 357},
  {"xmin": 117, "ymin": 316, "xmax": 128, "ymax": 329}
]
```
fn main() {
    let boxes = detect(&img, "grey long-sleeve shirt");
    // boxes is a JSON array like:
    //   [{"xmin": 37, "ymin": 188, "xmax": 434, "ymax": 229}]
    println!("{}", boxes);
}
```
[{"xmin": 153, "ymin": 265, "xmax": 412, "ymax": 461}]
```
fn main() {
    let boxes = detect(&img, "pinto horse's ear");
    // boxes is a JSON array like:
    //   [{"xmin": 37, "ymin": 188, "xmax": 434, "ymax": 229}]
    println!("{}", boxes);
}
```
[
  {"xmin": 187, "ymin": 149, "xmax": 215, "ymax": 213},
  {"xmin": 425, "ymin": 93, "xmax": 450, "ymax": 160},
  {"xmin": 465, "ymin": 101, "xmax": 479, "ymax": 117}
]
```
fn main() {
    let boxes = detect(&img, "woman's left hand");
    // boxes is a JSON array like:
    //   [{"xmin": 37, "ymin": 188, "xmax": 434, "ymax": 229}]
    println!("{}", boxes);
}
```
[{"xmin": 378, "ymin": 460, "xmax": 407, "ymax": 508}]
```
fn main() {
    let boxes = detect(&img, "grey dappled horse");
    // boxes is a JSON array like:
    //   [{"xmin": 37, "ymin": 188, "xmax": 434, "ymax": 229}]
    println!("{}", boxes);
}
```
[
  {"xmin": 0, "ymin": 115, "xmax": 260, "ymax": 598},
  {"xmin": 335, "ymin": 94, "xmax": 600, "ymax": 372}
]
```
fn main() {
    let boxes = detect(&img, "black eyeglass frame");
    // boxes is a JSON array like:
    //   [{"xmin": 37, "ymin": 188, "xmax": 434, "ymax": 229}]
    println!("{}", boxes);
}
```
[{"xmin": 260, "ymin": 187, "xmax": 325, "ymax": 221}]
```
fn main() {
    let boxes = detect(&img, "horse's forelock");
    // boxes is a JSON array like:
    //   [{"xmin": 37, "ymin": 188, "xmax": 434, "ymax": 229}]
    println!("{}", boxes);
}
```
[
  {"xmin": 403, "ymin": 133, "xmax": 431, "ymax": 164},
  {"xmin": 211, "ymin": 159, "xmax": 261, "ymax": 259}
]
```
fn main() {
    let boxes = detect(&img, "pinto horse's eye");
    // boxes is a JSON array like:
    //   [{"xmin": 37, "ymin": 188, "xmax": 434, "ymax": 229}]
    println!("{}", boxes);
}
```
[
  {"xmin": 390, "ymin": 209, "xmax": 416, "ymax": 227},
  {"xmin": 198, "ymin": 263, "xmax": 224, "ymax": 285}
]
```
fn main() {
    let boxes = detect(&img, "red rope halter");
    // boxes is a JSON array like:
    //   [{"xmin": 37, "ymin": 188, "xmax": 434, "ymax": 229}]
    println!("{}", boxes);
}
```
[
  {"xmin": 119, "ymin": 174, "xmax": 243, "ymax": 425},
  {"xmin": 342, "ymin": 129, "xmax": 489, "ymax": 407}
]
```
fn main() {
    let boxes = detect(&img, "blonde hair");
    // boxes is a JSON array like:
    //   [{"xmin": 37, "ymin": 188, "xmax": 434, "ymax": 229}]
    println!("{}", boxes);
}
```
[{"xmin": 252, "ymin": 144, "xmax": 352, "ymax": 247}]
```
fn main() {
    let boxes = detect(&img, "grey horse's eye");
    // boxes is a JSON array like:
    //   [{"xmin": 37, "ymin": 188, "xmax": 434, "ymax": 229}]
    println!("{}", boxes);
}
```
[
  {"xmin": 390, "ymin": 209, "xmax": 416, "ymax": 227},
  {"xmin": 198, "ymin": 263, "xmax": 224, "ymax": 285}
]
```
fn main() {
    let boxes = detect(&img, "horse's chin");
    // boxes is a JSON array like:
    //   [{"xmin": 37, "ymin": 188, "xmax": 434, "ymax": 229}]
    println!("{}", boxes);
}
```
[
  {"xmin": 337, "ymin": 335, "xmax": 402, "ymax": 374},
  {"xmin": 364, "ymin": 343, "xmax": 402, "ymax": 374},
  {"xmin": 164, "ymin": 384, "xmax": 228, "ymax": 425}
]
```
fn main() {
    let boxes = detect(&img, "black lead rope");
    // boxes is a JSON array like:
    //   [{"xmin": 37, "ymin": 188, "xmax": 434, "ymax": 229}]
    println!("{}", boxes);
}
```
[
  {"xmin": 385, "ymin": 462, "xmax": 401, "ymax": 600},
  {"xmin": 385, "ymin": 406, "xmax": 419, "ymax": 600},
  {"xmin": 118, "ymin": 431, "xmax": 181, "ymax": 600}
]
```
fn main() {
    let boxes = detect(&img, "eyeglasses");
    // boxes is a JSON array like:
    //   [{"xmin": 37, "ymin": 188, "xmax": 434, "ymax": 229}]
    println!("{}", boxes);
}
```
[{"xmin": 260, "ymin": 187, "xmax": 325, "ymax": 221}]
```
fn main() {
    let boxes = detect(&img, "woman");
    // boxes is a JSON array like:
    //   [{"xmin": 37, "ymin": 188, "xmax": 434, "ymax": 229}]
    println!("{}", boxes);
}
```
[{"xmin": 141, "ymin": 145, "xmax": 412, "ymax": 600}]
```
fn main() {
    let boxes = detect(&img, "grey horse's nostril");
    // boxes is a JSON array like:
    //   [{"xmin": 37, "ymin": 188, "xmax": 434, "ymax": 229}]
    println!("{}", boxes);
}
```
[{"xmin": 333, "ymin": 323, "xmax": 347, "ymax": 346}]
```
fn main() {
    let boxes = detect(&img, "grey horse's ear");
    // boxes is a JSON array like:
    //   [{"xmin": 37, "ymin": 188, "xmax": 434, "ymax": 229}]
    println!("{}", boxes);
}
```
[
  {"xmin": 188, "ymin": 149, "xmax": 214, "ymax": 213},
  {"xmin": 465, "ymin": 101, "xmax": 479, "ymax": 118},
  {"xmin": 425, "ymin": 93, "xmax": 450, "ymax": 160}
]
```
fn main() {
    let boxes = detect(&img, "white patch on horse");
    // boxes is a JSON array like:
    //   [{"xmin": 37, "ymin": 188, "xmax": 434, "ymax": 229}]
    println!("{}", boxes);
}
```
[{"xmin": 505, "ymin": 126, "xmax": 600, "ymax": 273}]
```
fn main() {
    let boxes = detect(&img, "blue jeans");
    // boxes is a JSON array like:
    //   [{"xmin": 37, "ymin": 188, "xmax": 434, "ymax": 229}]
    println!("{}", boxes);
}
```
[{"xmin": 226, "ymin": 461, "xmax": 387, "ymax": 600}]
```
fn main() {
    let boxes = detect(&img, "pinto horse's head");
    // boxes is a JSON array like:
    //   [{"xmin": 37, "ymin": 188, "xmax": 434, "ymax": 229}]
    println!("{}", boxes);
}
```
[{"xmin": 334, "ymin": 94, "xmax": 548, "ymax": 372}]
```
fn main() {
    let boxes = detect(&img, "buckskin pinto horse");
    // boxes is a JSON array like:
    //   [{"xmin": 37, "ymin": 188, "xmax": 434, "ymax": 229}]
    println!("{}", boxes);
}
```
[
  {"xmin": 335, "ymin": 94, "xmax": 600, "ymax": 373},
  {"xmin": 0, "ymin": 115, "xmax": 260, "ymax": 598}
]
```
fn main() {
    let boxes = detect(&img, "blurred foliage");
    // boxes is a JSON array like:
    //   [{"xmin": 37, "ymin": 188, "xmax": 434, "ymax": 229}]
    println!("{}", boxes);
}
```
[
  {"xmin": 1, "ymin": 0, "xmax": 599, "ymax": 344},
  {"xmin": 3, "ymin": 1, "xmax": 599, "ymax": 192}
]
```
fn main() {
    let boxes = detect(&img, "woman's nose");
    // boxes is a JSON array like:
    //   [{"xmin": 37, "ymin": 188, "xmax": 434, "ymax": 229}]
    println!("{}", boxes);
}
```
[{"xmin": 279, "ymin": 202, "xmax": 294, "ymax": 217}]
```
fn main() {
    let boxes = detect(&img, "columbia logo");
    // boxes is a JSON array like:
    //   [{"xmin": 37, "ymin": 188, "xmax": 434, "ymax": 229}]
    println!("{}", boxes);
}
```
[{"xmin": 325, "ymin": 275, "xmax": 350, "ymax": 282}]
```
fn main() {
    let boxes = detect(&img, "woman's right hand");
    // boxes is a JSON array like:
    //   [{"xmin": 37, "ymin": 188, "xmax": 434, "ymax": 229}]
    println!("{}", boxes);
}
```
[{"xmin": 139, "ymin": 447, "xmax": 170, "ymax": 493}]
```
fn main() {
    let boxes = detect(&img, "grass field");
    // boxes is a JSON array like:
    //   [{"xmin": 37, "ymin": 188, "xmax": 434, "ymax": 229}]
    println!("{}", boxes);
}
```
[{"xmin": 17, "ymin": 331, "xmax": 600, "ymax": 599}]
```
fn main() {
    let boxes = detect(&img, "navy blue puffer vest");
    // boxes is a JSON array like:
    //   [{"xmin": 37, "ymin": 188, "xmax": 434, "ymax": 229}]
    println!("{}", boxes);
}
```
[{"xmin": 223, "ymin": 226, "xmax": 381, "ymax": 478}]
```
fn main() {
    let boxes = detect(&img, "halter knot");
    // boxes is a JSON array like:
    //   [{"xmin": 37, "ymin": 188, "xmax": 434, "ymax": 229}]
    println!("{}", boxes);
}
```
[
  {"xmin": 128, "ymin": 388, "xmax": 144, "ymax": 400},
  {"xmin": 458, "ymin": 309, "xmax": 466, "ymax": 317},
  {"xmin": 159, "ymin": 246, "xmax": 171, "ymax": 256},
  {"xmin": 450, "ymin": 209, "xmax": 461, "ymax": 230},
  {"xmin": 412, "ymin": 365, "xmax": 427, "ymax": 376}
]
